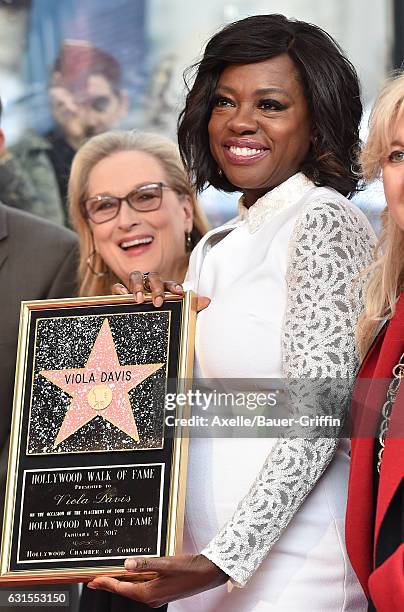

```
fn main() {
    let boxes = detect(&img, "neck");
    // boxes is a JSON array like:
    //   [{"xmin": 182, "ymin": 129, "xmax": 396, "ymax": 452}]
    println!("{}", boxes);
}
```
[
  {"xmin": 243, "ymin": 172, "xmax": 301, "ymax": 208},
  {"xmin": 243, "ymin": 189, "xmax": 269, "ymax": 208},
  {"xmin": 65, "ymin": 134, "xmax": 82, "ymax": 151},
  {"xmin": 169, "ymin": 254, "xmax": 188, "ymax": 284}
]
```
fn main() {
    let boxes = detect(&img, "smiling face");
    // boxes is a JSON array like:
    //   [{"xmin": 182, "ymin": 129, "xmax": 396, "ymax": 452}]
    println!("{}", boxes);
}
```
[
  {"xmin": 382, "ymin": 116, "xmax": 404, "ymax": 231},
  {"xmin": 208, "ymin": 54, "xmax": 312, "ymax": 206},
  {"xmin": 87, "ymin": 150, "xmax": 193, "ymax": 284}
]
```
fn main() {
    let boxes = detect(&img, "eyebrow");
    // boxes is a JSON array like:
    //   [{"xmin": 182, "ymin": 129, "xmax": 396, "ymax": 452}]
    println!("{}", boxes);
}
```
[
  {"xmin": 215, "ymin": 84, "xmax": 292, "ymax": 99},
  {"xmin": 87, "ymin": 192, "xmax": 116, "ymax": 199},
  {"xmin": 389, "ymin": 139, "xmax": 404, "ymax": 147}
]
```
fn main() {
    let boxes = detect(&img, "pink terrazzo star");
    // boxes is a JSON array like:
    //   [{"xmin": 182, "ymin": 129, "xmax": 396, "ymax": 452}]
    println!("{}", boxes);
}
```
[{"xmin": 40, "ymin": 318, "xmax": 163, "ymax": 447}]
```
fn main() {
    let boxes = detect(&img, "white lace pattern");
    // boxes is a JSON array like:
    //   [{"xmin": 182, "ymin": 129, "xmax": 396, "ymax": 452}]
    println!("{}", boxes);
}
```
[{"xmin": 201, "ymin": 198, "xmax": 376, "ymax": 586}]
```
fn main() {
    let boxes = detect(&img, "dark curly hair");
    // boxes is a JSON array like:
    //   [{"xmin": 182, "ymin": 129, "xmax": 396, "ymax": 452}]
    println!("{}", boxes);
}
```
[{"xmin": 178, "ymin": 14, "xmax": 362, "ymax": 197}]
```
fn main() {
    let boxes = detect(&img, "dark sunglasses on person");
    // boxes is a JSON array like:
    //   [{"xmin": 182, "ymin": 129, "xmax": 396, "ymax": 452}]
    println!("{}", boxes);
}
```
[
  {"xmin": 86, "ymin": 95, "xmax": 113, "ymax": 112},
  {"xmin": 83, "ymin": 182, "xmax": 176, "ymax": 224},
  {"xmin": 72, "ymin": 94, "xmax": 114, "ymax": 112}
]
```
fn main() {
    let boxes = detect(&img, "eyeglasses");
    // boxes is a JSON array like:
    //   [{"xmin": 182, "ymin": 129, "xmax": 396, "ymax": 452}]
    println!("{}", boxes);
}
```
[{"xmin": 83, "ymin": 182, "xmax": 175, "ymax": 224}]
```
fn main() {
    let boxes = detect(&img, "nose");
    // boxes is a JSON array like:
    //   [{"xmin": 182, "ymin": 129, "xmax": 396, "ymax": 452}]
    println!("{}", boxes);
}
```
[
  {"xmin": 117, "ymin": 200, "xmax": 142, "ymax": 229},
  {"xmin": 86, "ymin": 111, "xmax": 97, "ymax": 127},
  {"xmin": 226, "ymin": 103, "xmax": 258, "ymax": 134},
  {"xmin": 83, "ymin": 108, "xmax": 103, "ymax": 132}
]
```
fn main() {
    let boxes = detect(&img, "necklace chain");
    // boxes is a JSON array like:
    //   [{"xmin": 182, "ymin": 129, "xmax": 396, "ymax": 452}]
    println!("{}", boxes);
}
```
[{"xmin": 377, "ymin": 352, "xmax": 404, "ymax": 473}]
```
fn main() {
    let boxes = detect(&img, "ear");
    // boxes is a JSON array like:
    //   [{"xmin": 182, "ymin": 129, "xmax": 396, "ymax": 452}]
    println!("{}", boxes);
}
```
[{"xmin": 180, "ymin": 194, "xmax": 194, "ymax": 233}]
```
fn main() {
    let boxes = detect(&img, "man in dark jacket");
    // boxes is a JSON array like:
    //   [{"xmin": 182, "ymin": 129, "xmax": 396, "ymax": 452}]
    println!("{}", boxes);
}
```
[{"xmin": 0, "ymin": 202, "xmax": 78, "ymax": 610}]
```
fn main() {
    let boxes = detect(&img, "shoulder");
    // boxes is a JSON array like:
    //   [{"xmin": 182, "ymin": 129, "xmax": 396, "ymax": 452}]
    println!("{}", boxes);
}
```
[
  {"xmin": 1, "ymin": 203, "xmax": 77, "ymax": 252},
  {"xmin": 285, "ymin": 188, "xmax": 376, "ymax": 291},
  {"xmin": 298, "ymin": 187, "xmax": 375, "ymax": 233},
  {"xmin": 10, "ymin": 130, "xmax": 51, "ymax": 156},
  {"xmin": 291, "ymin": 187, "xmax": 376, "ymax": 254}
]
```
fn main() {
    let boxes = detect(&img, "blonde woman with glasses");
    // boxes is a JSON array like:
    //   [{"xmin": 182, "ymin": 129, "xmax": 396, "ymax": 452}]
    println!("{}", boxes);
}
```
[{"xmin": 69, "ymin": 129, "xmax": 209, "ymax": 298}]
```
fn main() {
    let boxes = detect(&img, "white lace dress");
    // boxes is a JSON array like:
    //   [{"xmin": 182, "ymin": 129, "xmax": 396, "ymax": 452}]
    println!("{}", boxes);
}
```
[{"xmin": 170, "ymin": 173, "xmax": 375, "ymax": 611}]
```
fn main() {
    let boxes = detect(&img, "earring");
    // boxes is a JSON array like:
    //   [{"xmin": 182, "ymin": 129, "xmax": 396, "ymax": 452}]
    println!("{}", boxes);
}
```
[
  {"xmin": 185, "ymin": 232, "xmax": 192, "ymax": 253},
  {"xmin": 218, "ymin": 167, "xmax": 223, "ymax": 177},
  {"xmin": 87, "ymin": 250, "xmax": 107, "ymax": 277},
  {"xmin": 350, "ymin": 161, "xmax": 360, "ymax": 177}
]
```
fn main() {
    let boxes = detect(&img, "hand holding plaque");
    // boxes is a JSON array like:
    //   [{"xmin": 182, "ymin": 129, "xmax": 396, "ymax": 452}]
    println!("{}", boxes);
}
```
[
  {"xmin": 87, "ymin": 554, "xmax": 228, "ymax": 607},
  {"xmin": 113, "ymin": 272, "xmax": 210, "ymax": 312}
]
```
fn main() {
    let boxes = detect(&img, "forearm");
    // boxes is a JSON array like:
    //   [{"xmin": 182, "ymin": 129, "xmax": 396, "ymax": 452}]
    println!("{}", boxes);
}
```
[{"xmin": 202, "ymin": 436, "xmax": 337, "ymax": 585}]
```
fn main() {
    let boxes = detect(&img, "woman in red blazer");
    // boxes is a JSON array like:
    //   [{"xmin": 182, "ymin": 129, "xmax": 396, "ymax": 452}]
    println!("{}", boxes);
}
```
[{"xmin": 346, "ymin": 74, "xmax": 404, "ymax": 611}]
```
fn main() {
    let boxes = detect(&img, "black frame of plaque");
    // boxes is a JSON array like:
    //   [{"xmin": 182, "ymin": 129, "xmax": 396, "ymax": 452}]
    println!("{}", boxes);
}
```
[{"xmin": 0, "ymin": 293, "xmax": 195, "ymax": 584}]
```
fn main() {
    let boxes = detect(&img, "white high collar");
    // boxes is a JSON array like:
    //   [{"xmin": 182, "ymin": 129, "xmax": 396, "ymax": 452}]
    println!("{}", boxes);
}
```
[{"xmin": 238, "ymin": 172, "xmax": 314, "ymax": 233}]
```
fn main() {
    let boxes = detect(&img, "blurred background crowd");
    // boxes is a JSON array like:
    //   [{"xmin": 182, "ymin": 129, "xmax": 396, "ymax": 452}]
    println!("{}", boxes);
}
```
[{"xmin": 0, "ymin": 0, "xmax": 401, "ymax": 231}]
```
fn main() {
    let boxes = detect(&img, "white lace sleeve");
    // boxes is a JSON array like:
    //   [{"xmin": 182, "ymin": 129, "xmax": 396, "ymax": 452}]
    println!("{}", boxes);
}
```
[{"xmin": 201, "ymin": 199, "xmax": 376, "ymax": 586}]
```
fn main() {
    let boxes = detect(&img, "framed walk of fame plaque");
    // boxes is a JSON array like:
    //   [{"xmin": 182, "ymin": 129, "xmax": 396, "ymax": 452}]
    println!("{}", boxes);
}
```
[{"xmin": 0, "ymin": 292, "xmax": 196, "ymax": 584}]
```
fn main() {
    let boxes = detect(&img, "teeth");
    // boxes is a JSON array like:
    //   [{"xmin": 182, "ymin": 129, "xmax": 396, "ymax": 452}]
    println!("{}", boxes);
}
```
[
  {"xmin": 121, "ymin": 237, "xmax": 153, "ymax": 249},
  {"xmin": 229, "ymin": 146, "xmax": 265, "ymax": 157}
]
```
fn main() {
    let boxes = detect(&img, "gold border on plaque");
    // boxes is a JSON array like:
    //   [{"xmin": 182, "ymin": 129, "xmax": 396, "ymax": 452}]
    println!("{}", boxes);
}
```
[{"xmin": 0, "ymin": 292, "xmax": 196, "ymax": 584}]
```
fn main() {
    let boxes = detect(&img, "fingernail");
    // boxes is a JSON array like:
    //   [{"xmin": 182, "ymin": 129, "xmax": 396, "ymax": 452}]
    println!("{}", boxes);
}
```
[
  {"xmin": 175, "ymin": 285, "xmax": 183, "ymax": 292},
  {"xmin": 87, "ymin": 583, "xmax": 97, "ymax": 590},
  {"xmin": 155, "ymin": 296, "xmax": 163, "ymax": 307},
  {"xmin": 125, "ymin": 559, "xmax": 137, "ymax": 570},
  {"xmin": 136, "ymin": 292, "xmax": 143, "ymax": 301}
]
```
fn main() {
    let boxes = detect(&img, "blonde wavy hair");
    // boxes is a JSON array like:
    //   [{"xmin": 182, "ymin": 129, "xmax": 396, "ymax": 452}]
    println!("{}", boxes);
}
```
[
  {"xmin": 356, "ymin": 73, "xmax": 404, "ymax": 359},
  {"xmin": 69, "ymin": 130, "xmax": 209, "ymax": 296}
]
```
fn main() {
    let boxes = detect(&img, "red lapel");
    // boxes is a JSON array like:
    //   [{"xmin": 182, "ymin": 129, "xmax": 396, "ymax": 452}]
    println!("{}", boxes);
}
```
[
  {"xmin": 374, "ymin": 340, "xmax": 404, "ymax": 554},
  {"xmin": 346, "ymin": 291, "xmax": 404, "ymax": 594},
  {"xmin": 346, "ymin": 329, "xmax": 385, "ymax": 596}
]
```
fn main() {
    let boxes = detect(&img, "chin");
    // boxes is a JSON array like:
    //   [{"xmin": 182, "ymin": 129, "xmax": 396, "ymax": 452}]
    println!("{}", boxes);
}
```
[{"xmin": 224, "ymin": 170, "xmax": 269, "ymax": 187}]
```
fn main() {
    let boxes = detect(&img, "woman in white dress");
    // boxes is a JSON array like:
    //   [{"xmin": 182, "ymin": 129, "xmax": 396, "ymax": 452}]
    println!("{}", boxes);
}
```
[{"xmin": 88, "ymin": 14, "xmax": 376, "ymax": 610}]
